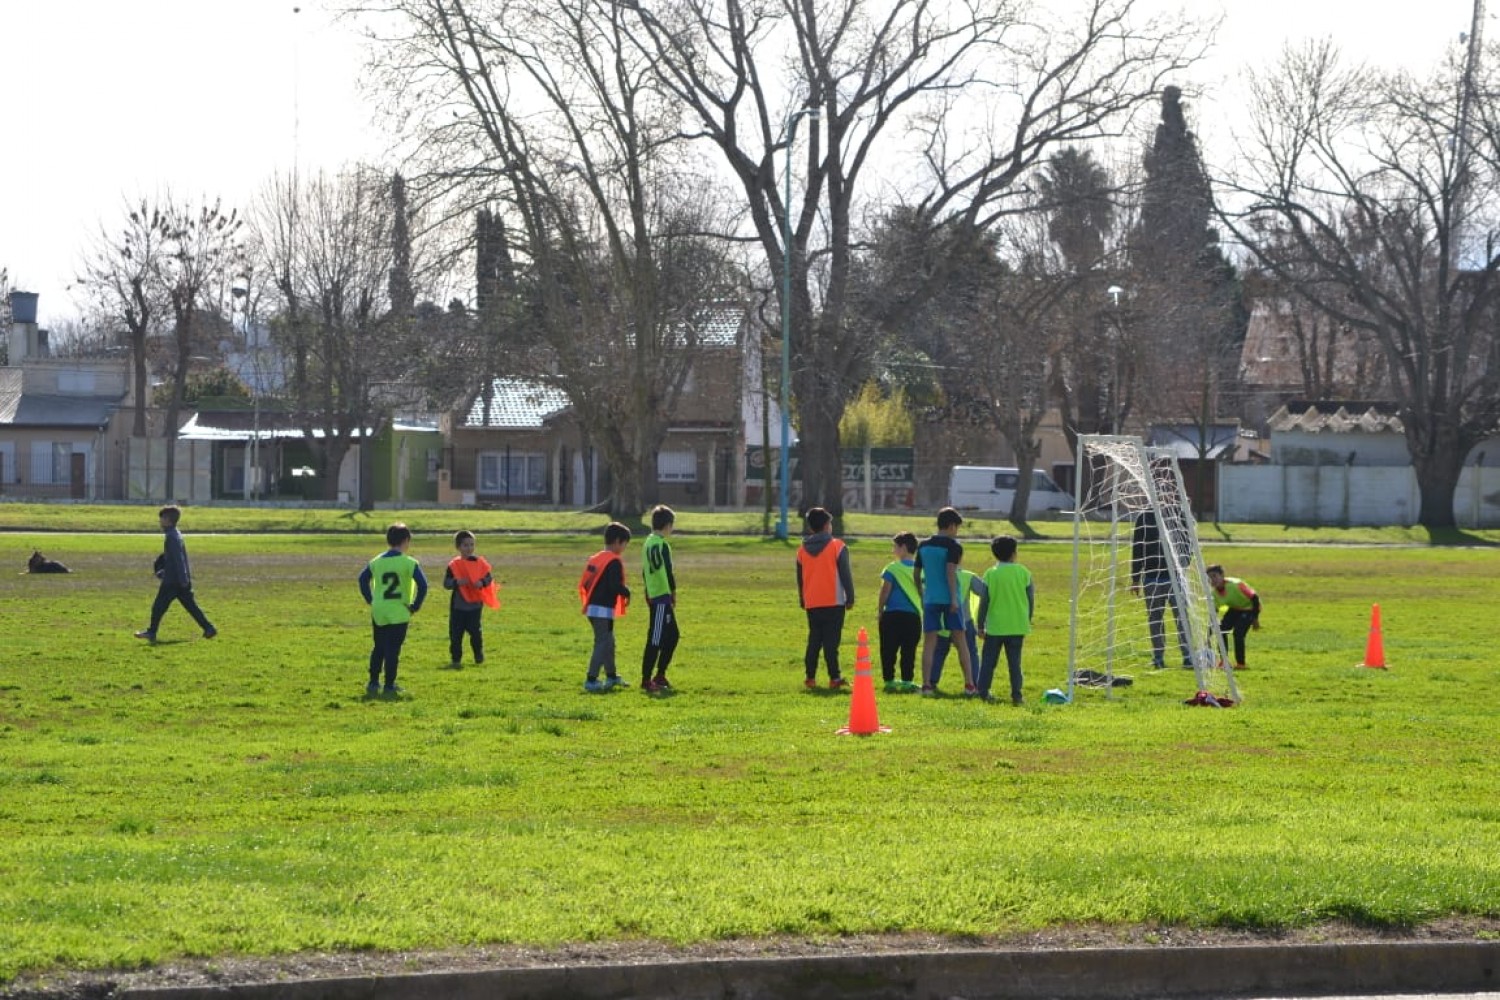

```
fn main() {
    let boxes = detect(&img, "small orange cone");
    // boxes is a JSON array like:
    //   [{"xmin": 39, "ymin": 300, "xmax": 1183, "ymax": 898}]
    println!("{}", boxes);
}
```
[
  {"xmin": 1359, "ymin": 603, "xmax": 1387, "ymax": 669},
  {"xmin": 837, "ymin": 627, "xmax": 890, "ymax": 735}
]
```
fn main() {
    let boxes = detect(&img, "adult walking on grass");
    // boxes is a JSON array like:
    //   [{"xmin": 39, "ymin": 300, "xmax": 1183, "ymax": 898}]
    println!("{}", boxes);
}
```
[{"xmin": 134, "ymin": 505, "xmax": 216, "ymax": 645}]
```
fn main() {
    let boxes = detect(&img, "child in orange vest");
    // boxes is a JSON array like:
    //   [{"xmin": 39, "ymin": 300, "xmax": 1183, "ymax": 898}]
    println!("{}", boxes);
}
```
[
  {"xmin": 443, "ymin": 529, "xmax": 499, "ymax": 668},
  {"xmin": 795, "ymin": 506, "xmax": 855, "ymax": 690},
  {"xmin": 580, "ymin": 521, "xmax": 632, "ymax": 692}
]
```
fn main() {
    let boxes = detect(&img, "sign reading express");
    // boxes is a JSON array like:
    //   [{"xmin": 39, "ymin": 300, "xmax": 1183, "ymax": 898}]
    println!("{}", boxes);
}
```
[{"xmin": 745, "ymin": 447, "xmax": 913, "ymax": 485}]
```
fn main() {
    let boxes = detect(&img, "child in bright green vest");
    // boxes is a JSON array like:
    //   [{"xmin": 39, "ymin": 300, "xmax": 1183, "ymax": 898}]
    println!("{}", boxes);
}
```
[
  {"xmin": 976, "ymin": 535, "xmax": 1034, "ymax": 705},
  {"xmin": 358, "ymin": 522, "xmax": 428, "ymax": 698}
]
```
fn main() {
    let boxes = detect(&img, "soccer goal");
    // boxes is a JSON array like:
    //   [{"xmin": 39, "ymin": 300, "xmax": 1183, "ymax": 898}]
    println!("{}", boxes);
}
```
[{"xmin": 1065, "ymin": 435, "xmax": 1238, "ymax": 704}]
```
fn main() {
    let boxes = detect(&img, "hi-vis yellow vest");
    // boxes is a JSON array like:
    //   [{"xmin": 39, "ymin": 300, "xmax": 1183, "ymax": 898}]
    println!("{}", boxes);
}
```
[{"xmin": 369, "ymin": 552, "xmax": 419, "ymax": 625}]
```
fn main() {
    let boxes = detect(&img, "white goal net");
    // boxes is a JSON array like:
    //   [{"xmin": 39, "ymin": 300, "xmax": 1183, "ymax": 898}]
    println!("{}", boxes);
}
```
[{"xmin": 1065, "ymin": 436, "xmax": 1238, "ymax": 703}]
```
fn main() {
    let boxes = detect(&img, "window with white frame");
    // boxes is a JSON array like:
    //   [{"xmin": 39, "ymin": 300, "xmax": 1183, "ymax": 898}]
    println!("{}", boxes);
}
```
[
  {"xmin": 478, "ymin": 451, "xmax": 547, "ymax": 495},
  {"xmin": 657, "ymin": 449, "xmax": 698, "ymax": 483}
]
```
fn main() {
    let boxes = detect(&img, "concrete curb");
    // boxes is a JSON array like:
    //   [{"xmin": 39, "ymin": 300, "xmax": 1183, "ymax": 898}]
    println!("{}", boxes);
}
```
[{"xmin": 121, "ymin": 941, "xmax": 1500, "ymax": 1000}]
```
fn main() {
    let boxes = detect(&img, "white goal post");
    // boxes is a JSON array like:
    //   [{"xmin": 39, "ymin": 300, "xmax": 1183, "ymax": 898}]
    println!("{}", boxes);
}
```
[{"xmin": 1065, "ymin": 435, "xmax": 1239, "ymax": 703}]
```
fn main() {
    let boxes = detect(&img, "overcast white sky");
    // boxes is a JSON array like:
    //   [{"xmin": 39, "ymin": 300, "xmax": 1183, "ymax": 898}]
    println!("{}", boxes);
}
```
[{"xmin": 0, "ymin": 0, "xmax": 1483, "ymax": 328}]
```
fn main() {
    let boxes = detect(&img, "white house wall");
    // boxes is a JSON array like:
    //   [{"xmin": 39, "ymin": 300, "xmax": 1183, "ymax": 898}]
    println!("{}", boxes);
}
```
[
  {"xmin": 1271, "ymin": 431, "xmax": 1412, "ymax": 467},
  {"xmin": 1219, "ymin": 464, "xmax": 1500, "ymax": 527}
]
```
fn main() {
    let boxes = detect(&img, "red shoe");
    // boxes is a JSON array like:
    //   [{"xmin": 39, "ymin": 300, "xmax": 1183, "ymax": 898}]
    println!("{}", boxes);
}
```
[
  {"xmin": 804, "ymin": 678, "xmax": 818, "ymax": 689},
  {"xmin": 828, "ymin": 677, "xmax": 848, "ymax": 690}
]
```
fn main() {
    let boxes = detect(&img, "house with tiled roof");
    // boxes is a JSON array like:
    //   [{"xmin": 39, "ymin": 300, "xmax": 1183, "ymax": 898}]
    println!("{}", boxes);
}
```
[
  {"xmin": 439, "ymin": 304, "xmax": 766, "ymax": 507},
  {"xmin": 1, "ymin": 292, "xmax": 134, "ymax": 499},
  {"xmin": 1264, "ymin": 400, "xmax": 1410, "ymax": 466}
]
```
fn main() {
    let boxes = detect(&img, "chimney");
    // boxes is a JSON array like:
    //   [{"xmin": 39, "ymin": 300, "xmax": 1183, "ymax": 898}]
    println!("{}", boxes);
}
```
[{"xmin": 7, "ymin": 291, "xmax": 46, "ymax": 364}]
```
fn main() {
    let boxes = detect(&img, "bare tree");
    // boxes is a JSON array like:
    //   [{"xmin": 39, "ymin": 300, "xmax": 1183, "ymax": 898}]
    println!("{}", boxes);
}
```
[
  {"xmin": 856, "ymin": 206, "xmax": 1074, "ymax": 527},
  {"xmin": 250, "ymin": 168, "xmax": 415, "ymax": 502},
  {"xmin": 356, "ymin": 0, "xmax": 739, "ymax": 515},
  {"xmin": 1223, "ymin": 40, "xmax": 1500, "ymax": 528},
  {"xmin": 78, "ymin": 200, "xmax": 174, "ymax": 437},
  {"xmin": 620, "ymin": 0, "xmax": 1206, "ymax": 516},
  {"xmin": 157, "ymin": 199, "xmax": 243, "ymax": 499}
]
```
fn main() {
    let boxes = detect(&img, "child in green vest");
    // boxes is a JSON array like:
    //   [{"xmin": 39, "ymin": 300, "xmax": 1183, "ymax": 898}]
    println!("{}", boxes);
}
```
[
  {"xmin": 976, "ymin": 535, "xmax": 1034, "ymax": 705},
  {"xmin": 876, "ymin": 532, "xmax": 922, "ymax": 692},
  {"xmin": 640, "ymin": 505, "xmax": 679, "ymax": 692},
  {"xmin": 358, "ymin": 522, "xmax": 429, "ymax": 698},
  {"xmin": 1207, "ymin": 564, "xmax": 1261, "ymax": 669}
]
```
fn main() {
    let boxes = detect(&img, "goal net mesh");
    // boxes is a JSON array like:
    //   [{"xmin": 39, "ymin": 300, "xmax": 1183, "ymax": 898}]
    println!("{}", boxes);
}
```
[{"xmin": 1066, "ymin": 436, "xmax": 1238, "ymax": 703}]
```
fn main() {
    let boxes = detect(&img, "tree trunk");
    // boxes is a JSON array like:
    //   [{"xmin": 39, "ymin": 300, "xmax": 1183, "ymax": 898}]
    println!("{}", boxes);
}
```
[
  {"xmin": 1010, "ymin": 442, "xmax": 1043, "ymax": 528},
  {"xmin": 321, "ymin": 440, "xmax": 351, "ymax": 502},
  {"xmin": 1410, "ymin": 428, "xmax": 1466, "ymax": 529},
  {"xmin": 131, "ymin": 331, "xmax": 148, "ymax": 438},
  {"xmin": 795, "ymin": 374, "xmax": 845, "ymax": 518}
]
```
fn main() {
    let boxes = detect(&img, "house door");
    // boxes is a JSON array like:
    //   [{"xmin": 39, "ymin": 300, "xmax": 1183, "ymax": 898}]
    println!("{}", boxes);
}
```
[{"xmin": 70, "ymin": 452, "xmax": 87, "ymax": 499}]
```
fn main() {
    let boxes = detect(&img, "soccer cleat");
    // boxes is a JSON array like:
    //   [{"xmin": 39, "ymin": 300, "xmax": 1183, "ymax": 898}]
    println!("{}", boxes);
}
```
[
  {"xmin": 884, "ymin": 680, "xmax": 903, "ymax": 694},
  {"xmin": 901, "ymin": 680, "xmax": 920, "ymax": 693},
  {"xmin": 449, "ymin": 660, "xmax": 462, "ymax": 669},
  {"xmin": 382, "ymin": 685, "xmax": 404, "ymax": 697},
  {"xmin": 604, "ymin": 676, "xmax": 629, "ymax": 689},
  {"xmin": 828, "ymin": 677, "xmax": 847, "ymax": 690},
  {"xmin": 133, "ymin": 629, "xmax": 156, "ymax": 643},
  {"xmin": 653, "ymin": 676, "xmax": 671, "ymax": 689},
  {"xmin": 1011, "ymin": 695, "xmax": 1025, "ymax": 706},
  {"xmin": 474, "ymin": 656, "xmax": 485, "ymax": 665},
  {"xmin": 584, "ymin": 679, "xmax": 605, "ymax": 693},
  {"xmin": 804, "ymin": 678, "xmax": 818, "ymax": 690},
  {"xmin": 963, "ymin": 684, "xmax": 979, "ymax": 698},
  {"xmin": 365, "ymin": 681, "xmax": 380, "ymax": 696},
  {"xmin": 920, "ymin": 685, "xmax": 936, "ymax": 697},
  {"xmin": 202, "ymin": 627, "xmax": 218, "ymax": 640}
]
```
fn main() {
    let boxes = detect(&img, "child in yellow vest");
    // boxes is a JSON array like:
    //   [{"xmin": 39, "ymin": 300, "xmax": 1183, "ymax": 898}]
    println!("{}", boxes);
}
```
[
  {"xmin": 1207, "ymin": 564, "xmax": 1261, "ymax": 669},
  {"xmin": 358, "ymin": 523, "xmax": 428, "ymax": 697}
]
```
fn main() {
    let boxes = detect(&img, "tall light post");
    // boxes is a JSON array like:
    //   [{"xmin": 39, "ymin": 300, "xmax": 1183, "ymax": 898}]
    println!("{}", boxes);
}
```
[
  {"xmin": 1105, "ymin": 285, "xmax": 1124, "ymax": 435},
  {"xmin": 778, "ymin": 106, "xmax": 819, "ymax": 540}
]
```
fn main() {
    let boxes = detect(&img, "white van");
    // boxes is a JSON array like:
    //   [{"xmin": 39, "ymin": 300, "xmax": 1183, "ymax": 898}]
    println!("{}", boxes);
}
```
[{"xmin": 947, "ymin": 466, "xmax": 1074, "ymax": 517}]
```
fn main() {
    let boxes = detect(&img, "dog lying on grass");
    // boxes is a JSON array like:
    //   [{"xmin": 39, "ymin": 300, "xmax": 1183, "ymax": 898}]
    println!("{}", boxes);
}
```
[{"xmin": 27, "ymin": 550, "xmax": 71, "ymax": 574}]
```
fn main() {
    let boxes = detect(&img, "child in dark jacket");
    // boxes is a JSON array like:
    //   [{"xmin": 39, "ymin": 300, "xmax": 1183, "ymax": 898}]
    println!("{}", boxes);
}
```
[
  {"xmin": 580, "ymin": 522, "xmax": 632, "ymax": 692},
  {"xmin": 134, "ymin": 505, "xmax": 216, "ymax": 644}
]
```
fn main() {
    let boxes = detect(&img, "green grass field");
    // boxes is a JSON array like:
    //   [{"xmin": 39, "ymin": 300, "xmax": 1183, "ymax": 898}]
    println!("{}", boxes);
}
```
[{"xmin": 2, "ymin": 513, "xmax": 1497, "ymax": 982}]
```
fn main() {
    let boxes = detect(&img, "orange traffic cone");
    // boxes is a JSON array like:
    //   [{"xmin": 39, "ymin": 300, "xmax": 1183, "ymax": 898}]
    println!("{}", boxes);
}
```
[
  {"xmin": 837, "ymin": 627, "xmax": 890, "ymax": 735},
  {"xmin": 1359, "ymin": 603, "xmax": 1387, "ymax": 669}
]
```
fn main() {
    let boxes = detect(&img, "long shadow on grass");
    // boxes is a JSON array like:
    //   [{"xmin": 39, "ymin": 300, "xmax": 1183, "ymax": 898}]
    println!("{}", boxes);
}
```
[{"xmin": 1425, "ymin": 528, "xmax": 1500, "ymax": 547}]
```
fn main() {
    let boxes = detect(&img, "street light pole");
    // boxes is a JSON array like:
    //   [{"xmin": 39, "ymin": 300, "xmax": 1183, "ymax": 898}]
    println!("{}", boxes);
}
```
[{"xmin": 778, "ymin": 106, "xmax": 819, "ymax": 540}]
